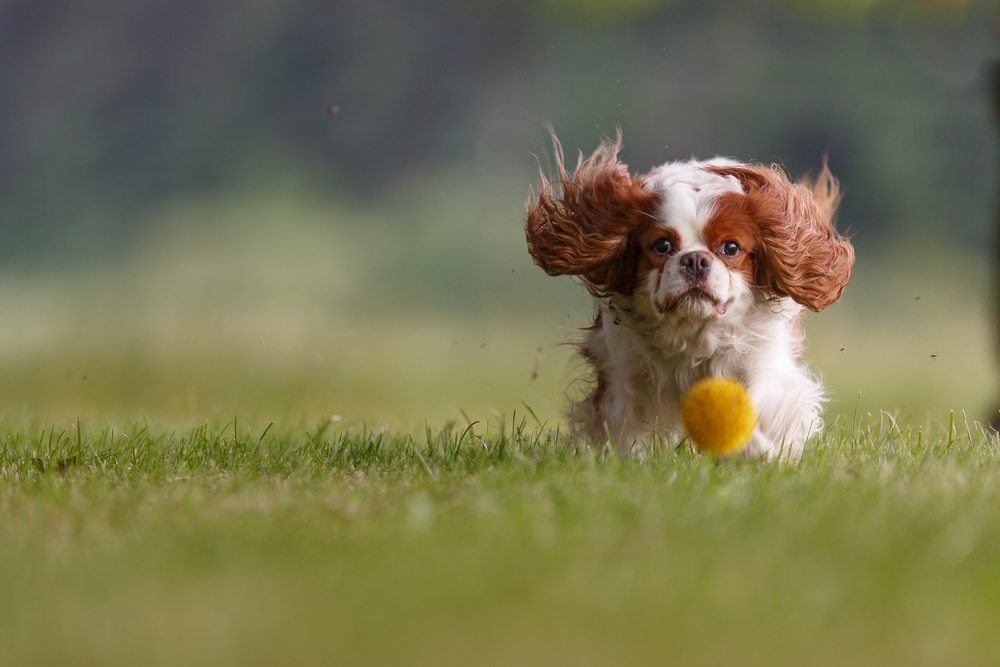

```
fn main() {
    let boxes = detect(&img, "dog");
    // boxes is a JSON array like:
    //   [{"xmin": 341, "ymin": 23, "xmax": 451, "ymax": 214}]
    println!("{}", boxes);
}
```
[{"xmin": 525, "ymin": 134, "xmax": 854, "ymax": 459}]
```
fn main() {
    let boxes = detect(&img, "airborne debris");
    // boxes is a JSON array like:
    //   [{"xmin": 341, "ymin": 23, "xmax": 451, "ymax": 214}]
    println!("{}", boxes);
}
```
[
  {"xmin": 326, "ymin": 105, "xmax": 339, "ymax": 117},
  {"xmin": 531, "ymin": 346, "xmax": 543, "ymax": 381}
]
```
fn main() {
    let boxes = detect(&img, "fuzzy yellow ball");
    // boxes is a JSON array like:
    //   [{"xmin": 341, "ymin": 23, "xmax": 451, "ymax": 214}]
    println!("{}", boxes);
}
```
[{"xmin": 681, "ymin": 377, "xmax": 757, "ymax": 457}]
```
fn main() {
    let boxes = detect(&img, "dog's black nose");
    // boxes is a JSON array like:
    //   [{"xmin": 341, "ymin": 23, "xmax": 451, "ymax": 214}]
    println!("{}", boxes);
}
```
[{"xmin": 679, "ymin": 251, "xmax": 713, "ymax": 281}]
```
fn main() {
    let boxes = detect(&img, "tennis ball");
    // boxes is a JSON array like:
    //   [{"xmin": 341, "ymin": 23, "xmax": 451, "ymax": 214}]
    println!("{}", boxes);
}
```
[{"xmin": 680, "ymin": 377, "xmax": 756, "ymax": 457}]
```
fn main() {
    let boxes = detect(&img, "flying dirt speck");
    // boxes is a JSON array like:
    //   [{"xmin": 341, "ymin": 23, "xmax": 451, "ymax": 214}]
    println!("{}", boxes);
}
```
[{"xmin": 531, "ymin": 346, "xmax": 543, "ymax": 381}]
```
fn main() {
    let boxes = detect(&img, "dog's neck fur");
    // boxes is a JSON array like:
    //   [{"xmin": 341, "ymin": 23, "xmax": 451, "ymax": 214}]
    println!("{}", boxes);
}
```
[{"xmin": 602, "ymin": 292, "xmax": 799, "ymax": 379}]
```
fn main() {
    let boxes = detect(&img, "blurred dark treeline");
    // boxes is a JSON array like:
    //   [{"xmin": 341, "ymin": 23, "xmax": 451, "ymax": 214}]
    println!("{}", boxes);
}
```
[{"xmin": 0, "ymin": 0, "xmax": 996, "ymax": 263}]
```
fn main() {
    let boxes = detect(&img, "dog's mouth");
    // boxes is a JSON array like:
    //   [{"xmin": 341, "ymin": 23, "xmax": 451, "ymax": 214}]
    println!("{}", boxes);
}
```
[{"xmin": 658, "ymin": 287, "xmax": 734, "ymax": 316}]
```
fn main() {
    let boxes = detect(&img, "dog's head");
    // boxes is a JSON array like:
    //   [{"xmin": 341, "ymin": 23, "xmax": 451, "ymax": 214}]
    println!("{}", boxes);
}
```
[{"xmin": 525, "ymin": 134, "xmax": 854, "ymax": 319}]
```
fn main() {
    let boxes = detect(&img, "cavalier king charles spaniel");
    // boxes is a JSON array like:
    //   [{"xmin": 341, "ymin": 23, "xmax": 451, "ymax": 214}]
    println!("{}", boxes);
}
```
[{"xmin": 525, "ymin": 134, "xmax": 854, "ymax": 460}]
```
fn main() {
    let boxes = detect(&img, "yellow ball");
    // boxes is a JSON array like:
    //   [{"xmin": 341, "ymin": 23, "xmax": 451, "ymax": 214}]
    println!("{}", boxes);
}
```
[{"xmin": 681, "ymin": 377, "xmax": 757, "ymax": 457}]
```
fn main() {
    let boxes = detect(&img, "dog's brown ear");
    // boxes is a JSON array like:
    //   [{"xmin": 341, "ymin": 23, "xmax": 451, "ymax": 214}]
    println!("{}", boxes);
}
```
[
  {"xmin": 525, "ymin": 133, "xmax": 659, "ymax": 296},
  {"xmin": 709, "ymin": 161, "xmax": 854, "ymax": 311}
]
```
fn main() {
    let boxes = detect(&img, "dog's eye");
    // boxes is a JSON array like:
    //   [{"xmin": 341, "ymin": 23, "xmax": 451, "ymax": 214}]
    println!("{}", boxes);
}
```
[
  {"xmin": 652, "ymin": 238, "xmax": 674, "ymax": 255},
  {"xmin": 720, "ymin": 241, "xmax": 741, "ymax": 257}
]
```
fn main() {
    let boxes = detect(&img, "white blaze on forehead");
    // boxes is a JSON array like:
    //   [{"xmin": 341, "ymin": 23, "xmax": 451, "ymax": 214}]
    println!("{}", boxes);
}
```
[{"xmin": 644, "ymin": 157, "xmax": 745, "ymax": 251}]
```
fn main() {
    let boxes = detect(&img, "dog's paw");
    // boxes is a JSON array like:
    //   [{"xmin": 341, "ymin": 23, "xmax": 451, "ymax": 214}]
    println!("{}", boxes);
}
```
[{"xmin": 742, "ymin": 430, "xmax": 802, "ymax": 463}]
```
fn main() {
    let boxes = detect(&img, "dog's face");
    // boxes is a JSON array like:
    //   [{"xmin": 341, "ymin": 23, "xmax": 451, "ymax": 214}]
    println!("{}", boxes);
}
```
[
  {"xmin": 636, "ymin": 164, "xmax": 759, "ymax": 319},
  {"xmin": 525, "ymin": 135, "xmax": 854, "ymax": 318}
]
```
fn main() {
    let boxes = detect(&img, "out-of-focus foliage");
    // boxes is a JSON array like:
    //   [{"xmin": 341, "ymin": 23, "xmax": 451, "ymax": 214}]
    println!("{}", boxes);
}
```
[
  {"xmin": 0, "ymin": 191, "xmax": 992, "ymax": 424},
  {"xmin": 0, "ymin": 0, "xmax": 995, "ymax": 263},
  {"xmin": 0, "ymin": 0, "xmax": 995, "ymax": 424}
]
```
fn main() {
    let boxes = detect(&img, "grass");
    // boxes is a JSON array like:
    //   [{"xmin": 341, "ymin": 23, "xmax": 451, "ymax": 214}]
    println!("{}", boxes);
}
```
[
  {"xmin": 0, "ymin": 190, "xmax": 996, "ymax": 664},
  {"xmin": 2, "ymin": 416, "xmax": 999, "ymax": 666}
]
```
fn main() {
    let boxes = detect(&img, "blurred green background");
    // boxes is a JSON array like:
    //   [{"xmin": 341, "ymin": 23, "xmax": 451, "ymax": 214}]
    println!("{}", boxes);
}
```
[{"xmin": 0, "ymin": 0, "xmax": 996, "ymax": 427}]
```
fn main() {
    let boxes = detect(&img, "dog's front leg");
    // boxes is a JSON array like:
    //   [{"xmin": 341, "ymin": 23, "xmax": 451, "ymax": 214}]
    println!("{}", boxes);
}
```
[{"xmin": 744, "ymin": 367, "xmax": 824, "ymax": 461}]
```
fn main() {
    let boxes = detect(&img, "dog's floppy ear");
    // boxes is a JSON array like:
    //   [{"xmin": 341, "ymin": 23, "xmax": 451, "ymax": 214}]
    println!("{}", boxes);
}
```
[
  {"xmin": 709, "ymin": 161, "xmax": 854, "ymax": 311},
  {"xmin": 525, "ymin": 132, "xmax": 659, "ymax": 296}
]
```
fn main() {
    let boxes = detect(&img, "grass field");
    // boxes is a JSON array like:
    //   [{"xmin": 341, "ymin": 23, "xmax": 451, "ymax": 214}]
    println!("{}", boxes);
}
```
[
  {"xmin": 0, "ymin": 191, "xmax": 997, "ymax": 664},
  {"xmin": 1, "ymin": 417, "xmax": 999, "ymax": 665}
]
